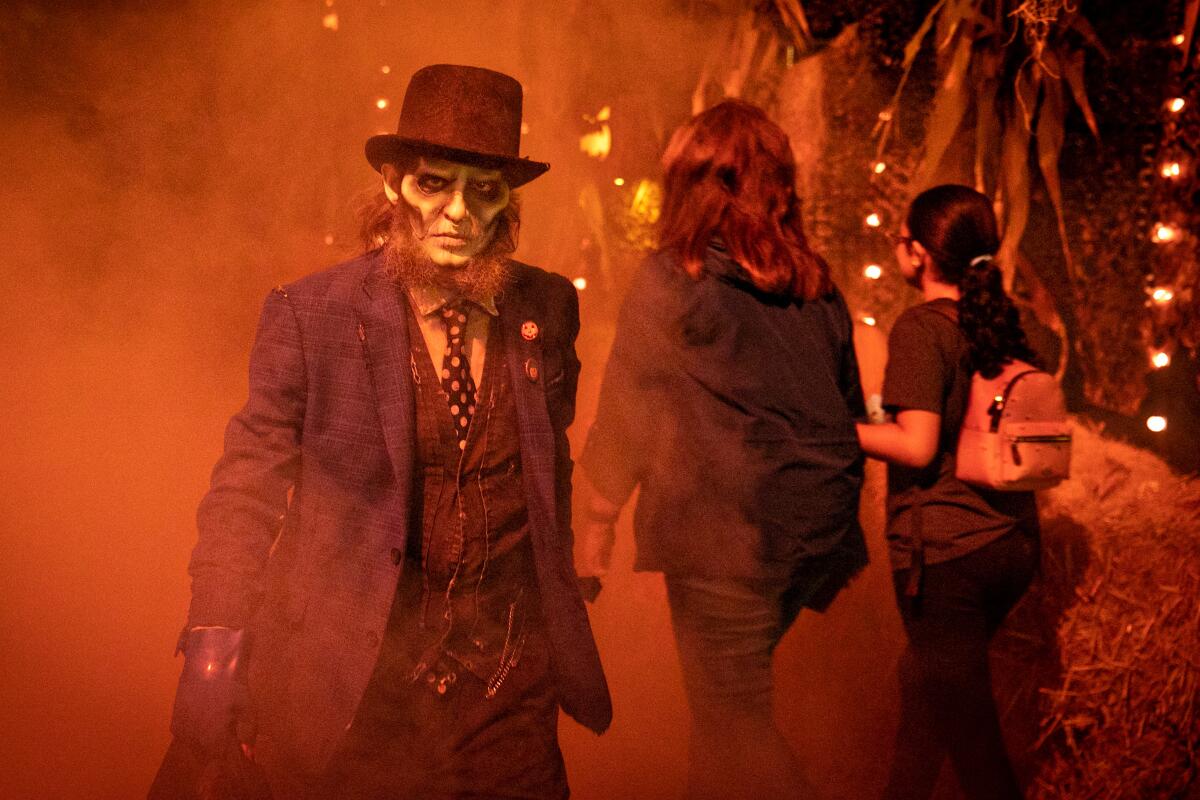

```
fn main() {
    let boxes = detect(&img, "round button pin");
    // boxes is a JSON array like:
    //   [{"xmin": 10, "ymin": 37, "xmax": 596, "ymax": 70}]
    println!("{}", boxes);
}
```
[{"xmin": 521, "ymin": 320, "xmax": 539, "ymax": 341}]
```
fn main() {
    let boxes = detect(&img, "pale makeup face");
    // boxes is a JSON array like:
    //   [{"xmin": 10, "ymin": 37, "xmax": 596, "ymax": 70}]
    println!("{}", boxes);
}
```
[{"xmin": 384, "ymin": 157, "xmax": 510, "ymax": 267}]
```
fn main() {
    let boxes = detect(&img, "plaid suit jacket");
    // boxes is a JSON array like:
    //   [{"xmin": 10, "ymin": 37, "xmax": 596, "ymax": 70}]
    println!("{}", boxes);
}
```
[{"xmin": 185, "ymin": 250, "xmax": 611, "ymax": 776}]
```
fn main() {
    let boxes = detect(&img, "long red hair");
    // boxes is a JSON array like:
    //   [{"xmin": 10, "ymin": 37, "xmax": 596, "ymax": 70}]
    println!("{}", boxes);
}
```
[{"xmin": 658, "ymin": 99, "xmax": 830, "ymax": 299}]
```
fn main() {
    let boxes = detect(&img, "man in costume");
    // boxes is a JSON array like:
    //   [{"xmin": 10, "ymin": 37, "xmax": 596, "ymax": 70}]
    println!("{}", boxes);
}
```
[{"xmin": 152, "ymin": 64, "xmax": 611, "ymax": 800}]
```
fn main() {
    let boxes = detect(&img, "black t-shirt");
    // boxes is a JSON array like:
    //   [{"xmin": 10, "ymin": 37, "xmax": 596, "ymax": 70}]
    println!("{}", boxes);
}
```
[{"xmin": 881, "ymin": 298, "xmax": 1037, "ymax": 570}]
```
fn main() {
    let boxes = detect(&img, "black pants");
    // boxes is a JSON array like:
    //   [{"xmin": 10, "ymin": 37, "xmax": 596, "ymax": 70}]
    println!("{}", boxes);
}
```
[
  {"xmin": 884, "ymin": 530, "xmax": 1037, "ymax": 800},
  {"xmin": 316, "ymin": 573, "xmax": 567, "ymax": 800}
]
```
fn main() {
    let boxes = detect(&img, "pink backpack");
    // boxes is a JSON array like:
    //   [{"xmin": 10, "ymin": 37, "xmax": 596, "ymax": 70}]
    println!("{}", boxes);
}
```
[{"xmin": 954, "ymin": 359, "xmax": 1072, "ymax": 490}]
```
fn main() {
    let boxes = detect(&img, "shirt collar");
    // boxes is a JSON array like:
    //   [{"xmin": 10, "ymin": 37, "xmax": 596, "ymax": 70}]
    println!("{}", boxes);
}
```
[{"xmin": 407, "ymin": 282, "xmax": 499, "ymax": 318}]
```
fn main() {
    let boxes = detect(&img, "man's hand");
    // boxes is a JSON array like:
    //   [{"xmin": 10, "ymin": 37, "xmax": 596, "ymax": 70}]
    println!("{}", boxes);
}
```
[{"xmin": 169, "ymin": 627, "xmax": 248, "ymax": 757}]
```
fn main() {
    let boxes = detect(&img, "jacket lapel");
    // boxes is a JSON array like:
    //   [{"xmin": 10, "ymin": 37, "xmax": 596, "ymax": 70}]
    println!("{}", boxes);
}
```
[
  {"xmin": 354, "ymin": 256, "xmax": 416, "ymax": 526},
  {"xmin": 498, "ymin": 281, "xmax": 560, "ymax": 548}
]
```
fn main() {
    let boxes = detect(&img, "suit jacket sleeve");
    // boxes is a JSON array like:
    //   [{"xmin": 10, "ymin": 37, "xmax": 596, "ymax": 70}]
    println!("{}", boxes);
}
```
[
  {"xmin": 552, "ymin": 277, "xmax": 582, "ymax": 549},
  {"xmin": 187, "ymin": 287, "xmax": 306, "ymax": 628}
]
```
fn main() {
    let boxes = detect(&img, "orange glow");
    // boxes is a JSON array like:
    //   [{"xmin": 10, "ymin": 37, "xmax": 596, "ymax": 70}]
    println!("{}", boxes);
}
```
[
  {"xmin": 613, "ymin": 177, "xmax": 625, "ymax": 186},
  {"xmin": 1168, "ymin": 97, "xmax": 1186, "ymax": 113},
  {"xmin": 1174, "ymin": 33, "xmax": 1186, "ymax": 46},
  {"xmin": 872, "ymin": 161, "xmax": 887, "ymax": 174},
  {"xmin": 321, "ymin": 12, "xmax": 338, "ymax": 30},
  {"xmin": 572, "ymin": 277, "xmax": 588, "ymax": 291},
  {"xmin": 861, "ymin": 315, "xmax": 877, "ymax": 326},
  {"xmin": 580, "ymin": 125, "xmax": 611, "ymax": 159},
  {"xmin": 380, "ymin": 65, "xmax": 391, "ymax": 74},
  {"xmin": 1151, "ymin": 287, "xmax": 1175, "ymax": 304},
  {"xmin": 1152, "ymin": 224, "xmax": 1180, "ymax": 244},
  {"xmin": 1147, "ymin": 415, "xmax": 1168, "ymax": 432},
  {"xmin": 863, "ymin": 264, "xmax": 883, "ymax": 280},
  {"xmin": 865, "ymin": 213, "xmax": 881, "ymax": 228},
  {"xmin": 1151, "ymin": 351, "xmax": 1171, "ymax": 369},
  {"xmin": 375, "ymin": 98, "xmax": 389, "ymax": 110},
  {"xmin": 1161, "ymin": 161, "xmax": 1183, "ymax": 178}
]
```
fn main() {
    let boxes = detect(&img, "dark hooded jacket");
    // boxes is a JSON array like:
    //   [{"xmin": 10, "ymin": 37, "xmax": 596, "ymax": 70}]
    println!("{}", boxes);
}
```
[{"xmin": 581, "ymin": 241, "xmax": 867, "ymax": 607}]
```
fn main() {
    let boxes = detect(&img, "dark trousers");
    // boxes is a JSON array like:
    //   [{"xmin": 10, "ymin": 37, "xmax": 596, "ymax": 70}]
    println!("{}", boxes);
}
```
[
  {"xmin": 884, "ymin": 530, "xmax": 1038, "ymax": 800},
  {"xmin": 315, "ymin": 575, "xmax": 568, "ymax": 800},
  {"xmin": 665, "ymin": 575, "xmax": 818, "ymax": 800}
]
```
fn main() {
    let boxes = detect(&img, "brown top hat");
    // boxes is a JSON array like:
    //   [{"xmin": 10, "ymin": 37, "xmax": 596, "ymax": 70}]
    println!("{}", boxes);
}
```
[{"xmin": 365, "ymin": 64, "xmax": 549, "ymax": 188}]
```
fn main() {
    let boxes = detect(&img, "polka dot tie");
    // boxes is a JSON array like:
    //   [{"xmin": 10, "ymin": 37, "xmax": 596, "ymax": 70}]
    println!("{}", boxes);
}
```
[{"xmin": 439, "ymin": 302, "xmax": 478, "ymax": 449}]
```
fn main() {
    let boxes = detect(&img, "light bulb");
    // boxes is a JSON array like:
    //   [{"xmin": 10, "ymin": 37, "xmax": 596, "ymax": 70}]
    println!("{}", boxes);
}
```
[
  {"xmin": 1152, "ymin": 223, "xmax": 1180, "ymax": 244},
  {"xmin": 863, "ymin": 264, "xmax": 883, "ymax": 280},
  {"xmin": 1146, "ymin": 415, "xmax": 1167, "ymax": 433}
]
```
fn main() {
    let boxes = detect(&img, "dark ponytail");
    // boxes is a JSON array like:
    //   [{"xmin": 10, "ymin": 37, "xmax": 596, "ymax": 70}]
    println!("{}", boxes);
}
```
[{"xmin": 907, "ymin": 185, "xmax": 1038, "ymax": 378}]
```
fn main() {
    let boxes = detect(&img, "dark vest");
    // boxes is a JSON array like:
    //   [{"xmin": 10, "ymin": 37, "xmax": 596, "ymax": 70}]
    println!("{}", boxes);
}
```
[{"xmin": 393, "ymin": 302, "xmax": 540, "ymax": 695}]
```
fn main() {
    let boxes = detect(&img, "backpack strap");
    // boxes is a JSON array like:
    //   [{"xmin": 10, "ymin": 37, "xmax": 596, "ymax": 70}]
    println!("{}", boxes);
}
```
[
  {"xmin": 904, "ymin": 500, "xmax": 924, "ymax": 599},
  {"xmin": 903, "ymin": 302, "xmax": 957, "ymax": 601}
]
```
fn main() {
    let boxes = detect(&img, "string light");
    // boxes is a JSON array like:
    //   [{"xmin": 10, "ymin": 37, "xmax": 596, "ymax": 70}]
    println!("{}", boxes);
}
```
[
  {"xmin": 380, "ymin": 65, "xmax": 391, "ymax": 75},
  {"xmin": 872, "ymin": 161, "xmax": 887, "ymax": 174},
  {"xmin": 1152, "ymin": 223, "xmax": 1181, "ymax": 243},
  {"xmin": 323, "ymin": 234, "xmax": 334, "ymax": 245},
  {"xmin": 1173, "ymin": 34, "xmax": 1186, "ymax": 46},
  {"xmin": 322, "ymin": 12, "xmax": 338, "ymax": 31},
  {"xmin": 375, "ymin": 98, "xmax": 389, "ymax": 110},
  {"xmin": 1146, "ymin": 415, "xmax": 1168, "ymax": 433},
  {"xmin": 1168, "ymin": 97, "xmax": 1186, "ymax": 113},
  {"xmin": 520, "ymin": 122, "xmax": 530, "ymax": 135},
  {"xmin": 1151, "ymin": 287, "xmax": 1175, "ymax": 304},
  {"xmin": 1161, "ymin": 161, "xmax": 1183, "ymax": 178},
  {"xmin": 1151, "ymin": 351, "xmax": 1171, "ymax": 368},
  {"xmin": 861, "ymin": 315, "xmax": 878, "ymax": 326},
  {"xmin": 863, "ymin": 264, "xmax": 883, "ymax": 280},
  {"xmin": 878, "ymin": 110, "xmax": 893, "ymax": 122},
  {"xmin": 613, "ymin": 177, "xmax": 625, "ymax": 186},
  {"xmin": 865, "ymin": 213, "xmax": 882, "ymax": 228},
  {"xmin": 572, "ymin": 277, "xmax": 588, "ymax": 291}
]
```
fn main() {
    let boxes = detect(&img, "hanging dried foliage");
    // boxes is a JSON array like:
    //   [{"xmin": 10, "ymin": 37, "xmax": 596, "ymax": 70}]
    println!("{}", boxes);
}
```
[{"xmin": 874, "ymin": 0, "xmax": 1106, "ymax": 289}]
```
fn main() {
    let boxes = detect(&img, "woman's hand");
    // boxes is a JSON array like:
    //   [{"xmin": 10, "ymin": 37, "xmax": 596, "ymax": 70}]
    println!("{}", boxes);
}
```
[{"xmin": 580, "ymin": 517, "xmax": 617, "ymax": 577}]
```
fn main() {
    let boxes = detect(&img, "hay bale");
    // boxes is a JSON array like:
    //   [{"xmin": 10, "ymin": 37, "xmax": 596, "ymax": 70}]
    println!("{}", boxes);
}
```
[{"xmin": 994, "ymin": 420, "xmax": 1200, "ymax": 799}]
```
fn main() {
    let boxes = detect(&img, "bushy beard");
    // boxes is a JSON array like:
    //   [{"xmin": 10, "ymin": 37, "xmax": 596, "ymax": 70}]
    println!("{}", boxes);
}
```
[{"xmin": 382, "ymin": 206, "xmax": 512, "ymax": 301}]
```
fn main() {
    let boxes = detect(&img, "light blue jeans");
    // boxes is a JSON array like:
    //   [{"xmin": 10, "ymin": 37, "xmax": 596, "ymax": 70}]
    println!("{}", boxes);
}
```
[{"xmin": 665, "ymin": 575, "xmax": 818, "ymax": 800}]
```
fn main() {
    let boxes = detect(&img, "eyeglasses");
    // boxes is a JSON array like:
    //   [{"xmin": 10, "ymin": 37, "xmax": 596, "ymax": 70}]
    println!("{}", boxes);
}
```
[{"xmin": 886, "ymin": 232, "xmax": 914, "ymax": 249}]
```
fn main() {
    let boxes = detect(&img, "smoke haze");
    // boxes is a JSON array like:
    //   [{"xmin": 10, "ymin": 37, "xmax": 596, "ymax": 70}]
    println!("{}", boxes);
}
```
[{"xmin": 0, "ymin": 3, "xmax": 904, "ymax": 797}]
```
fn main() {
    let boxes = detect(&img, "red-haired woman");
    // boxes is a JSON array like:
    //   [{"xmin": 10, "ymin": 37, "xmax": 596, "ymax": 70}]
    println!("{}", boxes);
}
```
[{"xmin": 579, "ymin": 100, "xmax": 867, "ymax": 799}]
